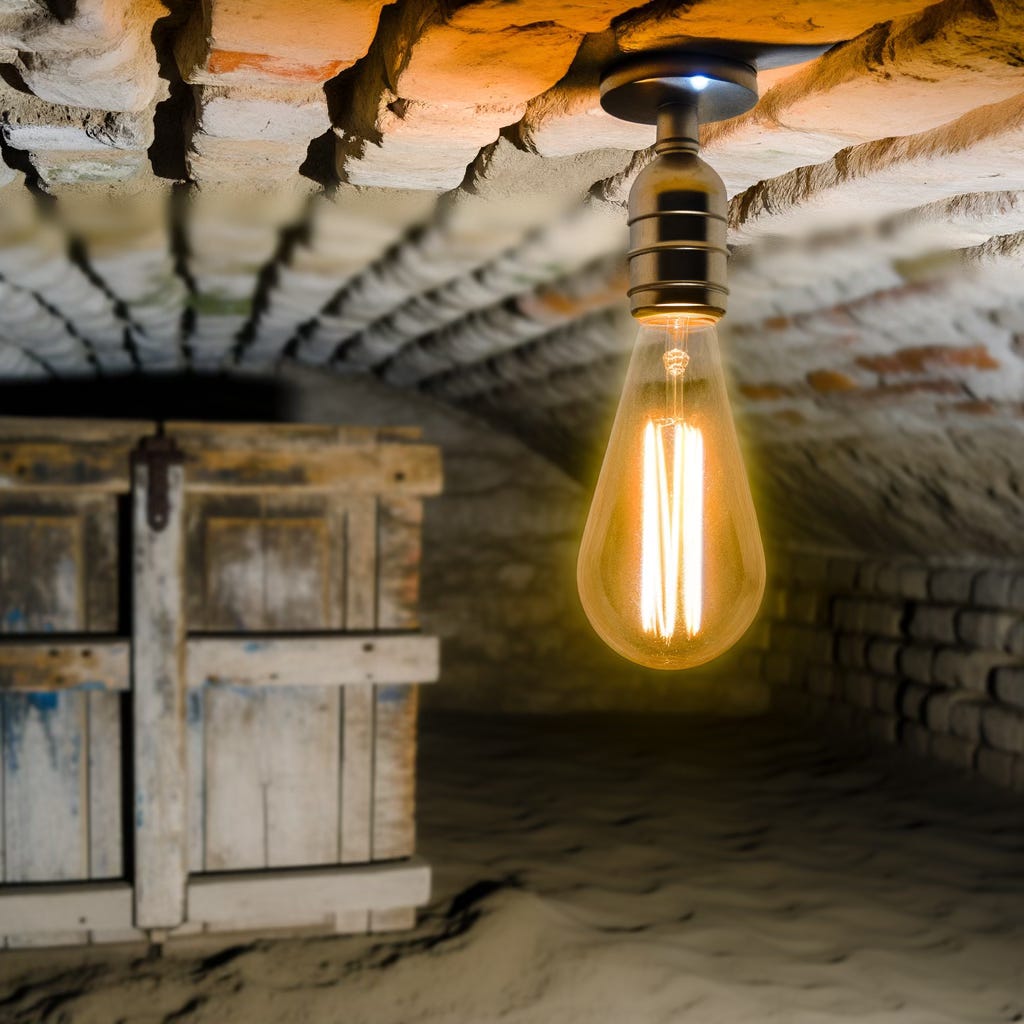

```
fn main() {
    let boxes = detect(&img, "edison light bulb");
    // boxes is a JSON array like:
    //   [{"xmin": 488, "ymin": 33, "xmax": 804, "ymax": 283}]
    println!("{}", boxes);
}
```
[{"xmin": 577, "ymin": 315, "xmax": 765, "ymax": 670}]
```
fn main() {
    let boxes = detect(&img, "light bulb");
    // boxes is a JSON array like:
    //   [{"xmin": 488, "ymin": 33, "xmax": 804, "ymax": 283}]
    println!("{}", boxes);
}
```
[{"xmin": 577, "ymin": 315, "xmax": 765, "ymax": 670}]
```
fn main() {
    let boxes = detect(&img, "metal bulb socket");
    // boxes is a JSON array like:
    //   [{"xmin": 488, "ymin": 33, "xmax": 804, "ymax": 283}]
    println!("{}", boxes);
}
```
[{"xmin": 627, "ymin": 103, "xmax": 728, "ymax": 323}]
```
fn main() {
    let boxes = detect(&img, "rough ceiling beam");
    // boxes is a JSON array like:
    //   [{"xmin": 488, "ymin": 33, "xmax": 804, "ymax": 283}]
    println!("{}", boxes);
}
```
[
  {"xmin": 333, "ymin": 0, "xmax": 637, "ymax": 191},
  {"xmin": 729, "ymin": 92, "xmax": 1024, "ymax": 241}
]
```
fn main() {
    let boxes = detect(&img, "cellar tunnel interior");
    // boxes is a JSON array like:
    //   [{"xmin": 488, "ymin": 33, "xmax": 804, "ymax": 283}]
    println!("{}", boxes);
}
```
[{"xmin": 0, "ymin": 0, "xmax": 1023, "ymax": 1020}]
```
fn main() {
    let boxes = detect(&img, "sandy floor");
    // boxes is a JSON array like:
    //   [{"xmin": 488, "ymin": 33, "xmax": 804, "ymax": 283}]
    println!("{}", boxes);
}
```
[{"xmin": 2, "ymin": 713, "xmax": 1024, "ymax": 1023}]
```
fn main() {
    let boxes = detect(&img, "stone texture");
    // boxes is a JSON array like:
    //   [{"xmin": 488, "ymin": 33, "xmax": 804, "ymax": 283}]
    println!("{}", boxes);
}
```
[
  {"xmin": 175, "ymin": 0, "xmax": 387, "ymax": 86},
  {"xmin": 748, "ymin": 546, "xmax": 1024, "ymax": 791},
  {"xmin": 335, "ymin": 0, "xmax": 634, "ymax": 190},
  {"xmin": 7, "ymin": 0, "xmax": 165, "ymax": 112},
  {"xmin": 614, "ymin": 0, "xmax": 932, "ymax": 48},
  {"xmin": 730, "ymin": 93, "xmax": 1024, "ymax": 241}
]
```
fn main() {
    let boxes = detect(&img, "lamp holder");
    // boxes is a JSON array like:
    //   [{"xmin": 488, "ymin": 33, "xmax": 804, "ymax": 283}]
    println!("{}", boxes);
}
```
[
  {"xmin": 600, "ymin": 43, "xmax": 830, "ymax": 322},
  {"xmin": 599, "ymin": 43, "xmax": 831, "ymax": 129}
]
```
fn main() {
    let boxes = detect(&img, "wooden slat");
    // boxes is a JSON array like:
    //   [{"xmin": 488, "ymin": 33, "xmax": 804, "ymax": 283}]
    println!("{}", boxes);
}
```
[
  {"xmin": 183, "ymin": 444, "xmax": 442, "ymax": 496},
  {"xmin": 0, "ymin": 881, "xmax": 134, "ymax": 934},
  {"xmin": 1, "ymin": 513, "xmax": 89, "ymax": 884},
  {"xmin": 377, "ymin": 498, "xmax": 423, "ymax": 631},
  {"xmin": 190, "ymin": 635, "xmax": 439, "ymax": 688},
  {"xmin": 197, "ymin": 495, "xmax": 349, "ymax": 871},
  {"xmin": 0, "ymin": 639, "xmax": 130, "ymax": 691},
  {"xmin": 0, "ymin": 418, "xmax": 151, "ymax": 442},
  {"xmin": 88, "ymin": 691, "xmax": 123, "ymax": 879},
  {"xmin": 0, "ymin": 441, "xmax": 442, "ymax": 496},
  {"xmin": 372, "ymin": 498, "xmax": 426, "ymax": 870},
  {"xmin": 260, "ymin": 500, "xmax": 339, "ymax": 869},
  {"xmin": 0, "ymin": 443, "xmax": 133, "ymax": 493},
  {"xmin": 204, "ymin": 687, "xmax": 267, "ymax": 871},
  {"xmin": 200, "ymin": 504, "xmax": 268, "ymax": 871},
  {"xmin": 187, "ymin": 859, "xmax": 431, "ymax": 930},
  {"xmin": 82, "ymin": 494, "xmax": 125, "ymax": 883},
  {"xmin": 262, "ymin": 688, "xmax": 339, "ymax": 867},
  {"xmin": 185, "ymin": 688, "xmax": 205, "ymax": 873},
  {"xmin": 372, "ymin": 685, "xmax": 418, "ymax": 861},
  {"xmin": 341, "ymin": 497, "xmax": 377, "ymax": 877},
  {"xmin": 0, "ymin": 634, "xmax": 439, "ymax": 692},
  {"xmin": 132, "ymin": 459, "xmax": 188, "ymax": 930}
]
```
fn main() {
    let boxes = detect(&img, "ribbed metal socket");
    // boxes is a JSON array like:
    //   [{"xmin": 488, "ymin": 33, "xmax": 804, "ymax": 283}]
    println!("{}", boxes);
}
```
[{"xmin": 627, "ymin": 107, "xmax": 728, "ymax": 322}]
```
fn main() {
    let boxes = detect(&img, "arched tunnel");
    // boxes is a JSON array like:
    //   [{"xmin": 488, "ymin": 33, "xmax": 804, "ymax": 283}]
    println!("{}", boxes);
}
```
[{"xmin": 0, "ymin": 0, "xmax": 1022, "ymax": 1020}]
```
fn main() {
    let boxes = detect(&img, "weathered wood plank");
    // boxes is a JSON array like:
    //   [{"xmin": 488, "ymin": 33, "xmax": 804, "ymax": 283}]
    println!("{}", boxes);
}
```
[
  {"xmin": 0, "ymin": 881, "xmax": 133, "ymax": 933},
  {"xmin": 185, "ymin": 688, "xmax": 205, "ymax": 873},
  {"xmin": 199, "ymin": 497, "xmax": 346, "ymax": 871},
  {"xmin": 1, "ymin": 691, "xmax": 88, "ymax": 882},
  {"xmin": 204, "ymin": 686, "xmax": 267, "ymax": 871},
  {"xmin": 263, "ymin": 688, "xmax": 339, "ymax": 867},
  {"xmin": 132, "ymin": 458, "xmax": 188, "ymax": 929},
  {"xmin": 345, "ymin": 496, "xmax": 378, "ymax": 634},
  {"xmin": 0, "ymin": 634, "xmax": 439, "ymax": 692},
  {"xmin": 182, "ymin": 444, "xmax": 442, "ymax": 497},
  {"xmin": 88, "ymin": 691, "xmax": 123, "ymax": 879},
  {"xmin": 0, "ymin": 443, "xmax": 134, "ymax": 493},
  {"xmin": 1, "ymin": 513, "xmax": 90, "ymax": 883},
  {"xmin": 81, "ymin": 493, "xmax": 126, "ymax": 883},
  {"xmin": 201, "ymin": 510, "xmax": 265, "ymax": 631},
  {"xmin": 372, "ymin": 498, "xmax": 425, "ymax": 899},
  {"xmin": 377, "ymin": 498, "xmax": 423, "ymax": 632},
  {"xmin": 341, "ymin": 497, "xmax": 377, "ymax": 875},
  {"xmin": 260, "ymin": 500, "xmax": 339, "ymax": 868},
  {"xmin": 0, "ymin": 639, "xmax": 130, "ymax": 691},
  {"xmin": 372, "ymin": 685, "xmax": 418, "ymax": 861},
  {"xmin": 187, "ymin": 859, "xmax": 431, "ymax": 930},
  {"xmin": 190, "ymin": 635, "xmax": 439, "ymax": 688},
  {"xmin": 0, "ymin": 442, "xmax": 442, "ymax": 496},
  {"xmin": 199, "ymin": 506, "xmax": 268, "ymax": 870},
  {"xmin": 0, "ymin": 419, "xmax": 151, "ymax": 443}
]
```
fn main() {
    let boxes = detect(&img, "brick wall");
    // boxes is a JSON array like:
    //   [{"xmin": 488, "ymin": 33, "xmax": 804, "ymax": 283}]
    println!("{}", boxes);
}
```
[{"xmin": 747, "ymin": 549, "xmax": 1024, "ymax": 790}]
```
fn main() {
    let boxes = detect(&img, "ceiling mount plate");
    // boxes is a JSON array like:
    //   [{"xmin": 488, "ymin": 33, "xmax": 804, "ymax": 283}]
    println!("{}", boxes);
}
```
[{"xmin": 599, "ymin": 42, "xmax": 832, "ymax": 126}]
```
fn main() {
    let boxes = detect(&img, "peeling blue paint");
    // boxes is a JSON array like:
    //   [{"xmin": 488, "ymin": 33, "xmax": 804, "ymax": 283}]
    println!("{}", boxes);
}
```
[
  {"xmin": 4, "ymin": 607, "xmax": 25, "ymax": 631},
  {"xmin": 187, "ymin": 690, "xmax": 203, "ymax": 725},
  {"xmin": 2, "ymin": 696, "xmax": 23, "ymax": 773},
  {"xmin": 243, "ymin": 641, "xmax": 269, "ymax": 653},
  {"xmin": 27, "ymin": 692, "xmax": 59, "ymax": 712},
  {"xmin": 377, "ymin": 685, "xmax": 408, "ymax": 704}
]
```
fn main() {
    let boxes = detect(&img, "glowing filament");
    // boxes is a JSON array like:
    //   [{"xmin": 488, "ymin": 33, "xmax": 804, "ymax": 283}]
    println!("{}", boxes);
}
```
[{"xmin": 641, "ymin": 420, "xmax": 704, "ymax": 639}]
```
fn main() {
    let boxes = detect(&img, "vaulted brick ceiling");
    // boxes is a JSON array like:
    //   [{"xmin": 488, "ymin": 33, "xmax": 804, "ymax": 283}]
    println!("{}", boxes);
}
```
[{"xmin": 0, "ymin": 0, "xmax": 1022, "ymax": 558}]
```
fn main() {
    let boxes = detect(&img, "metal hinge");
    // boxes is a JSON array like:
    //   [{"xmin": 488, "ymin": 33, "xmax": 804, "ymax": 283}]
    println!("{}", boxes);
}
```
[{"xmin": 132, "ymin": 429, "xmax": 185, "ymax": 532}]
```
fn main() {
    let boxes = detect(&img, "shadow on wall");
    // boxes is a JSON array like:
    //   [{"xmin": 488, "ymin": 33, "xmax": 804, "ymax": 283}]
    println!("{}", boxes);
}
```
[{"xmin": 0, "ymin": 366, "xmax": 769, "ymax": 714}]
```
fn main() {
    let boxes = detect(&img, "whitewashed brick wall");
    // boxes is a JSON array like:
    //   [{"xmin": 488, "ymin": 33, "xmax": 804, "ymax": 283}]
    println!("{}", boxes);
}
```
[{"xmin": 750, "ymin": 549, "xmax": 1024, "ymax": 790}]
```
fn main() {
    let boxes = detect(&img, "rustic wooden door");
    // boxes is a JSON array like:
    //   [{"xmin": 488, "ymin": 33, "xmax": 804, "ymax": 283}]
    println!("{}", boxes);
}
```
[{"xmin": 0, "ymin": 419, "xmax": 440, "ymax": 947}]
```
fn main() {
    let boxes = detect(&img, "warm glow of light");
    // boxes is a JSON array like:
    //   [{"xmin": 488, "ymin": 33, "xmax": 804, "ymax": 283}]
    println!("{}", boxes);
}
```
[{"xmin": 640, "ymin": 418, "xmax": 704, "ymax": 640}]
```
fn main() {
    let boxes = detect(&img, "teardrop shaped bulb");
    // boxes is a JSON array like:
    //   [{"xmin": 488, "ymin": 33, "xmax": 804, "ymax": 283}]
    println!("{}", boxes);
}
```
[{"xmin": 578, "ymin": 316, "xmax": 765, "ymax": 670}]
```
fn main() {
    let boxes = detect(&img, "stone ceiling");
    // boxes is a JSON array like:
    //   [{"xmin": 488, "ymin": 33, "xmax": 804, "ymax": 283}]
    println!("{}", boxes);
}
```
[{"xmin": 0, "ymin": 0, "xmax": 1022, "ymax": 558}]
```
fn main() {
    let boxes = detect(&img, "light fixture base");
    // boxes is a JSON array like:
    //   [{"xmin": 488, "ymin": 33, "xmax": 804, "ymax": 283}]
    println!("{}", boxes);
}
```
[{"xmin": 599, "ymin": 42, "xmax": 832, "ymax": 127}]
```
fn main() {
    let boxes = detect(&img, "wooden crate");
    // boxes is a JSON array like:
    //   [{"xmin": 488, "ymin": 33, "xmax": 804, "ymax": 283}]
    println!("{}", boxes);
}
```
[{"xmin": 0, "ymin": 418, "xmax": 441, "ymax": 947}]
